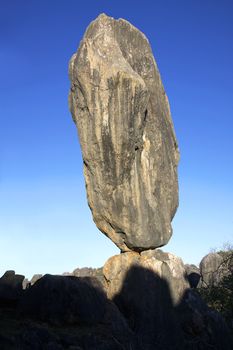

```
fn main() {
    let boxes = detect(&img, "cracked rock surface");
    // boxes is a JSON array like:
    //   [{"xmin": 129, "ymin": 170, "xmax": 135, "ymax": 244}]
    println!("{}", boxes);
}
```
[{"xmin": 69, "ymin": 13, "xmax": 179, "ymax": 251}]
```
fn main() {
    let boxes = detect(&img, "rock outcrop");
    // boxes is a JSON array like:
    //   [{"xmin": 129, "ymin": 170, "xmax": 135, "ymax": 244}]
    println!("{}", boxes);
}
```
[
  {"xmin": 19, "ymin": 274, "xmax": 129, "ymax": 327},
  {"xmin": 103, "ymin": 249, "xmax": 189, "ymax": 305},
  {"xmin": 102, "ymin": 251, "xmax": 233, "ymax": 349},
  {"xmin": 69, "ymin": 13, "xmax": 179, "ymax": 252},
  {"xmin": 30, "ymin": 274, "xmax": 43, "ymax": 286},
  {"xmin": 73, "ymin": 267, "xmax": 104, "ymax": 286},
  {"xmin": 0, "ymin": 270, "xmax": 24, "ymax": 307},
  {"xmin": 102, "ymin": 250, "xmax": 187, "ymax": 348},
  {"xmin": 0, "ymin": 263, "xmax": 232, "ymax": 350},
  {"xmin": 185, "ymin": 264, "xmax": 201, "ymax": 288},
  {"xmin": 199, "ymin": 252, "xmax": 224, "ymax": 287}
]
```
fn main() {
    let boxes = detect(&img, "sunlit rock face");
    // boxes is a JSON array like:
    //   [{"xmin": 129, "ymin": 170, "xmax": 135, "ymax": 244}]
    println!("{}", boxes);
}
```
[{"xmin": 69, "ymin": 14, "xmax": 179, "ymax": 252}]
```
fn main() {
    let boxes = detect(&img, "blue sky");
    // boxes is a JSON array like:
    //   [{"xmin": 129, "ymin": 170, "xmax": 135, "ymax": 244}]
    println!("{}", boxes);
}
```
[{"xmin": 0, "ymin": 0, "xmax": 232, "ymax": 278}]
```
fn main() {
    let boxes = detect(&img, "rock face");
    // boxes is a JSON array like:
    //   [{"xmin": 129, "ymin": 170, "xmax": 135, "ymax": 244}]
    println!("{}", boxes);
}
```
[
  {"xmin": 102, "ymin": 251, "xmax": 233, "ymax": 349},
  {"xmin": 199, "ymin": 253, "xmax": 224, "ymax": 287},
  {"xmin": 177, "ymin": 289, "xmax": 233, "ymax": 350},
  {"xmin": 104, "ymin": 251, "xmax": 184, "ymax": 349},
  {"xmin": 69, "ymin": 13, "xmax": 179, "ymax": 251},
  {"xmin": 19, "ymin": 274, "xmax": 107, "ymax": 326},
  {"xmin": 18, "ymin": 274, "xmax": 133, "ymax": 347},
  {"xmin": 73, "ymin": 267, "xmax": 105, "ymax": 287},
  {"xmin": 30, "ymin": 274, "xmax": 43, "ymax": 286},
  {"xmin": 184, "ymin": 264, "xmax": 201, "ymax": 288},
  {"xmin": 0, "ymin": 270, "xmax": 24, "ymax": 307},
  {"xmin": 103, "ymin": 249, "xmax": 189, "ymax": 305},
  {"xmin": 0, "ymin": 267, "xmax": 233, "ymax": 349}
]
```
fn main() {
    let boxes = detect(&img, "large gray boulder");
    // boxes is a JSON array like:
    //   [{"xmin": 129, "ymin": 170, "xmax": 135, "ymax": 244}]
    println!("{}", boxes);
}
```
[
  {"xmin": 103, "ymin": 250, "xmax": 188, "ymax": 349},
  {"xmin": 199, "ymin": 253, "xmax": 224, "ymax": 287},
  {"xmin": 69, "ymin": 14, "xmax": 179, "ymax": 252}
]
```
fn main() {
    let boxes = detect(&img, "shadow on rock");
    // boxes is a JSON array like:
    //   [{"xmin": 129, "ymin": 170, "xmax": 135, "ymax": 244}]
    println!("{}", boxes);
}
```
[
  {"xmin": 113, "ymin": 265, "xmax": 183, "ymax": 350},
  {"xmin": 176, "ymin": 288, "xmax": 233, "ymax": 350},
  {"xmin": 16, "ymin": 274, "xmax": 133, "ymax": 349},
  {"xmin": 185, "ymin": 272, "xmax": 201, "ymax": 289},
  {"xmin": 0, "ymin": 266, "xmax": 233, "ymax": 350},
  {"xmin": 0, "ymin": 270, "xmax": 24, "ymax": 308},
  {"xmin": 19, "ymin": 274, "xmax": 107, "ymax": 326},
  {"xmin": 113, "ymin": 264, "xmax": 233, "ymax": 350}
]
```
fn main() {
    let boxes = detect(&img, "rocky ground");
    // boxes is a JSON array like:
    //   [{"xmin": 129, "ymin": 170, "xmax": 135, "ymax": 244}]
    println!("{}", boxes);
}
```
[{"xmin": 0, "ymin": 250, "xmax": 233, "ymax": 350}]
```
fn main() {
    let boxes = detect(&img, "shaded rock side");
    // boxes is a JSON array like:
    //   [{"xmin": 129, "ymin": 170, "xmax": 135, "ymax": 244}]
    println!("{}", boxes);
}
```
[
  {"xmin": 0, "ymin": 270, "xmax": 24, "ymax": 307},
  {"xmin": 73, "ymin": 267, "xmax": 105, "ymax": 288},
  {"xmin": 177, "ymin": 289, "xmax": 233, "ymax": 350},
  {"xmin": 19, "ymin": 274, "xmax": 130, "ymax": 332},
  {"xmin": 184, "ymin": 264, "xmax": 201, "ymax": 288},
  {"xmin": 69, "ymin": 13, "xmax": 179, "ymax": 251},
  {"xmin": 103, "ymin": 251, "xmax": 233, "ymax": 349},
  {"xmin": 18, "ymin": 274, "xmax": 133, "ymax": 347},
  {"xmin": 103, "ymin": 249, "xmax": 189, "ymax": 305}
]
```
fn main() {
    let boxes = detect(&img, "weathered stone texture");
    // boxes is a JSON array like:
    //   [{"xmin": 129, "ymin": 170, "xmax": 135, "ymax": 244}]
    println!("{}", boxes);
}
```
[
  {"xmin": 69, "ymin": 13, "xmax": 179, "ymax": 251},
  {"xmin": 103, "ymin": 249, "xmax": 189, "ymax": 305},
  {"xmin": 199, "ymin": 252, "xmax": 225, "ymax": 287}
]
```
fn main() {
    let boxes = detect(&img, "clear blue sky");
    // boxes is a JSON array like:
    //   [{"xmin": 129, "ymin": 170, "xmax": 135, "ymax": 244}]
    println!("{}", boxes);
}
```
[{"xmin": 0, "ymin": 0, "xmax": 232, "ymax": 278}]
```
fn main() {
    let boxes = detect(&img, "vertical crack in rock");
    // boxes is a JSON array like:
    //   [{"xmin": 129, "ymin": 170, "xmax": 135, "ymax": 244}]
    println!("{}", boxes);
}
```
[{"xmin": 69, "ymin": 13, "xmax": 179, "ymax": 252}]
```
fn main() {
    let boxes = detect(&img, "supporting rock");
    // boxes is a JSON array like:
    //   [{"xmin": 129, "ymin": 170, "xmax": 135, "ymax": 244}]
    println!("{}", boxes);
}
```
[{"xmin": 103, "ymin": 249, "xmax": 189, "ymax": 305}]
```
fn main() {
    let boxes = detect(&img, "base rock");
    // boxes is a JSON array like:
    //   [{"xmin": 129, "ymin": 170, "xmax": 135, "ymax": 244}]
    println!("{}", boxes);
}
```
[
  {"xmin": 103, "ymin": 249, "xmax": 189, "ymax": 304},
  {"xmin": 103, "ymin": 250, "xmax": 233, "ymax": 349},
  {"xmin": 0, "ymin": 254, "xmax": 233, "ymax": 349}
]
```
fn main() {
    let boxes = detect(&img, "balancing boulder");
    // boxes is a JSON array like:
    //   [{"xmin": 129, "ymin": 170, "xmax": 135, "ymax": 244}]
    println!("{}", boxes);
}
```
[{"xmin": 69, "ymin": 14, "xmax": 179, "ymax": 251}]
